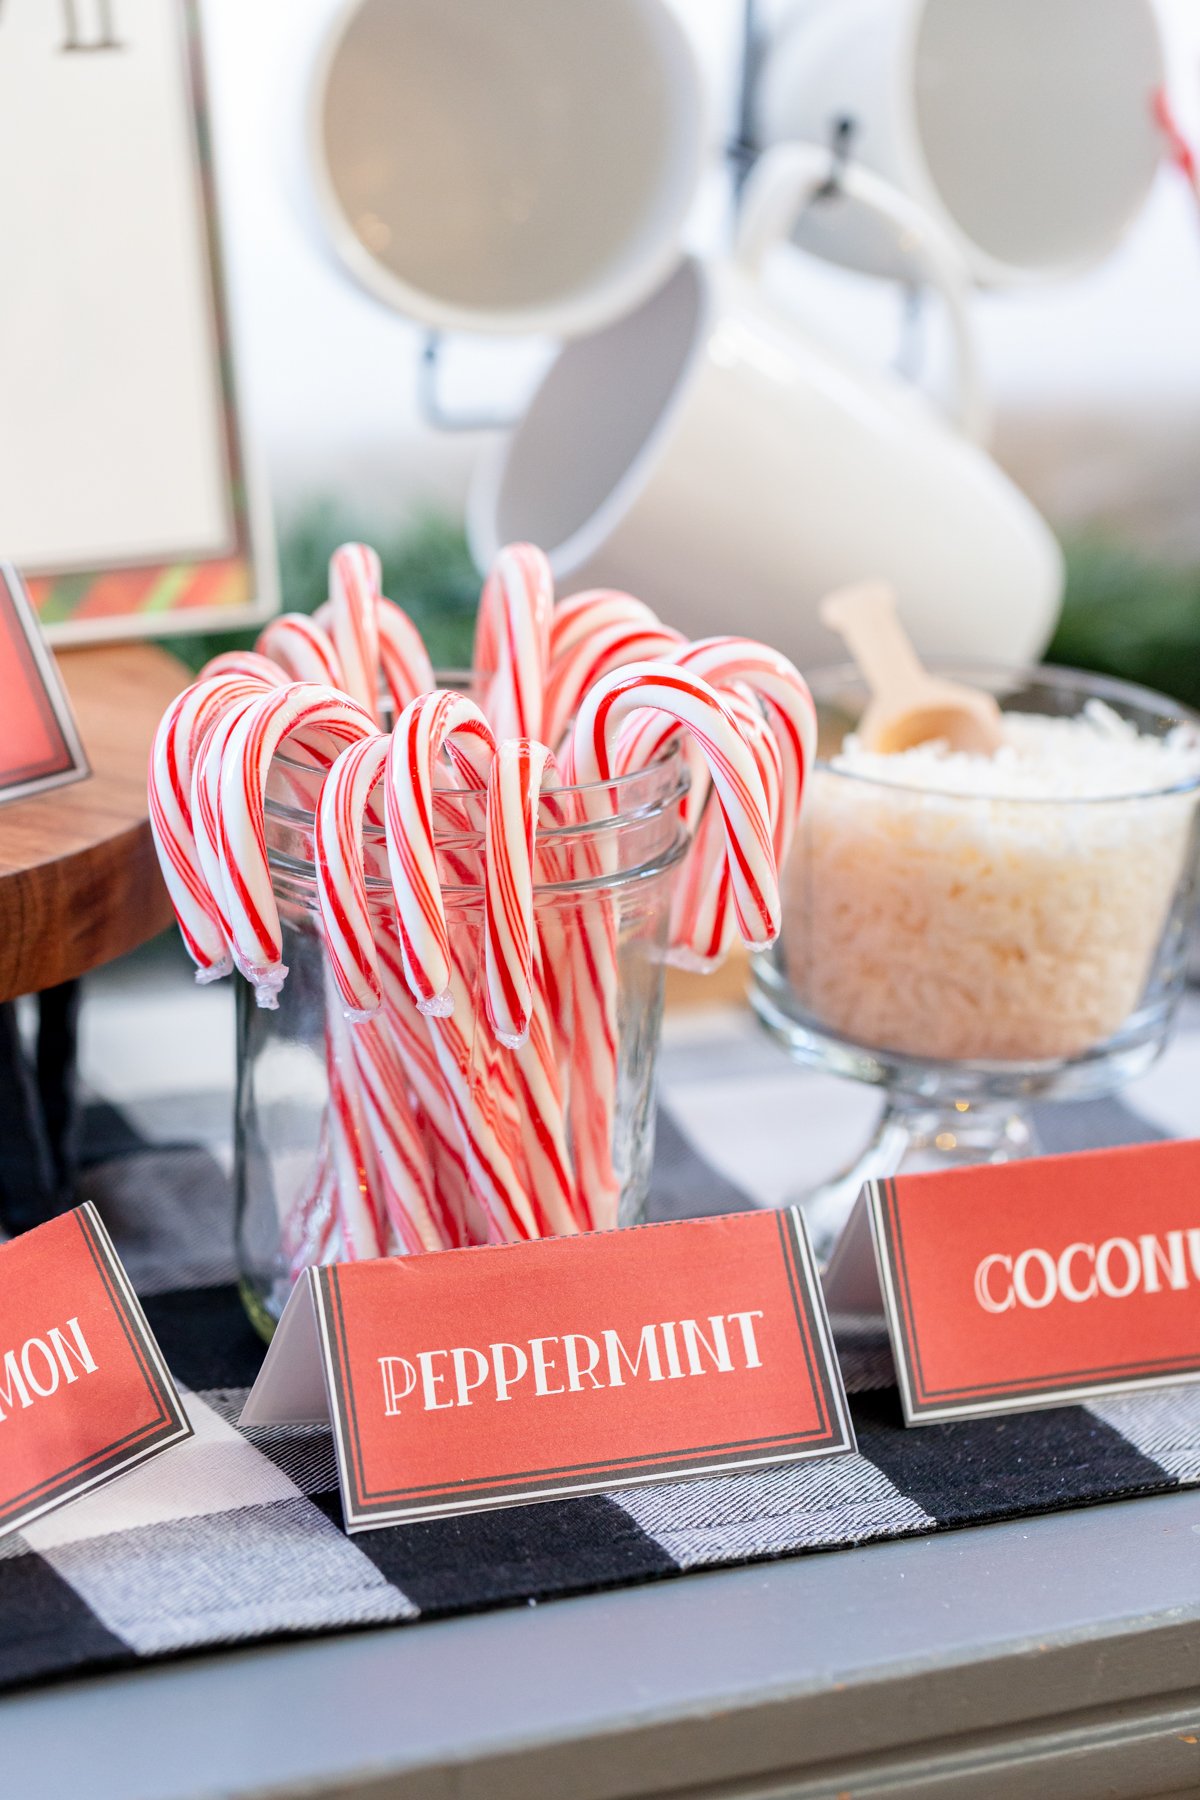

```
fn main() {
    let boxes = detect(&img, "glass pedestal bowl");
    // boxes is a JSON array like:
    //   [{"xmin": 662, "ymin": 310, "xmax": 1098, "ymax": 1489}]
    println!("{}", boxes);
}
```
[{"xmin": 751, "ymin": 663, "xmax": 1200, "ymax": 1261}]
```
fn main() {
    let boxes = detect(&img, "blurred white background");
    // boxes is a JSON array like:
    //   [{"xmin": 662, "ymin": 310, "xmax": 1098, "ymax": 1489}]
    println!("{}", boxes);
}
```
[{"xmin": 200, "ymin": 0, "xmax": 1200, "ymax": 556}]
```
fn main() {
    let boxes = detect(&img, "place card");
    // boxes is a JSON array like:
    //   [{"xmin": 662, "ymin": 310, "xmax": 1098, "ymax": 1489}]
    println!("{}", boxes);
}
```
[
  {"xmin": 0, "ymin": 566, "xmax": 89, "ymax": 806},
  {"xmin": 242, "ymin": 1210, "xmax": 854, "ymax": 1531},
  {"xmin": 0, "ymin": 1204, "xmax": 192, "ymax": 1539},
  {"xmin": 823, "ymin": 1139, "xmax": 1200, "ymax": 1424}
]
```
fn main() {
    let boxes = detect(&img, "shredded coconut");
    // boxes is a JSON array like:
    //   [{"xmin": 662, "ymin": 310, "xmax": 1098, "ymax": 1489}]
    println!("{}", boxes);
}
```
[{"xmin": 783, "ymin": 706, "xmax": 1200, "ymax": 1064}]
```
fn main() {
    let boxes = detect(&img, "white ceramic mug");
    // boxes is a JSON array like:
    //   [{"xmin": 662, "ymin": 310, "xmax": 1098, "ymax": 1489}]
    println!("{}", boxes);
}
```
[
  {"xmin": 469, "ymin": 144, "xmax": 1063, "ymax": 672},
  {"xmin": 754, "ymin": 0, "xmax": 1167, "ymax": 285},
  {"xmin": 306, "ymin": 0, "xmax": 705, "ymax": 338}
]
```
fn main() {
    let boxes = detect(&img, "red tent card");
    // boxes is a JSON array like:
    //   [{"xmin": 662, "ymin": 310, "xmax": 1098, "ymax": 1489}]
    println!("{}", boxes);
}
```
[
  {"xmin": 0, "ymin": 1204, "xmax": 191, "ymax": 1538},
  {"xmin": 241, "ymin": 1210, "xmax": 854, "ymax": 1531},
  {"xmin": 0, "ymin": 565, "xmax": 89, "ymax": 805},
  {"xmin": 823, "ymin": 1139, "xmax": 1200, "ymax": 1425}
]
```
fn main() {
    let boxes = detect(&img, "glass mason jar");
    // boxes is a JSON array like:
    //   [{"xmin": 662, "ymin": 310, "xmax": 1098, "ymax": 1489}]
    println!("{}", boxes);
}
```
[{"xmin": 235, "ymin": 733, "xmax": 689, "ymax": 1338}]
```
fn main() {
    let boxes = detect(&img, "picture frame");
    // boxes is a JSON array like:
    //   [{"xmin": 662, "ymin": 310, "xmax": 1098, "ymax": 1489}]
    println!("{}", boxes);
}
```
[{"xmin": 0, "ymin": 0, "xmax": 277, "ymax": 645}]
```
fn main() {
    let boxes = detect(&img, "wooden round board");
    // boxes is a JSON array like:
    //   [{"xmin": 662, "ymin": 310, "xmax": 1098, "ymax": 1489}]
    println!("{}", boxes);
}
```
[{"xmin": 0, "ymin": 644, "xmax": 188, "ymax": 1001}]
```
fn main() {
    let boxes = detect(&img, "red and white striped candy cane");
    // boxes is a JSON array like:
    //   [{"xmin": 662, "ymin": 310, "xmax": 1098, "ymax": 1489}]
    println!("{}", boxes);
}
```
[
  {"xmin": 256, "ymin": 613, "xmax": 345, "ymax": 689},
  {"xmin": 384, "ymin": 690, "xmax": 496, "ymax": 1015},
  {"xmin": 340, "ymin": 1005, "xmax": 446, "ymax": 1255},
  {"xmin": 328, "ymin": 542, "xmax": 383, "ymax": 722},
  {"xmin": 670, "ymin": 638, "xmax": 816, "ymax": 864},
  {"xmin": 608, "ymin": 700, "xmax": 714, "ymax": 839},
  {"xmin": 198, "ymin": 651, "xmax": 289, "ymax": 688},
  {"xmin": 191, "ymin": 694, "xmax": 262, "ymax": 954},
  {"xmin": 549, "ymin": 589, "xmax": 660, "ymax": 666},
  {"xmin": 215, "ymin": 684, "xmax": 376, "ymax": 1004},
  {"xmin": 379, "ymin": 921, "xmax": 544, "ymax": 1244},
  {"xmin": 311, "ymin": 709, "xmax": 495, "ymax": 1240},
  {"xmin": 314, "ymin": 593, "xmax": 435, "ymax": 718},
  {"xmin": 314, "ymin": 729, "xmax": 531, "ymax": 1245},
  {"xmin": 377, "ymin": 596, "xmax": 435, "ymax": 713},
  {"xmin": 314, "ymin": 734, "xmax": 390, "ymax": 1019},
  {"xmin": 668, "ymin": 689, "xmax": 784, "ymax": 970},
  {"xmin": 569, "ymin": 661, "xmax": 781, "ymax": 948},
  {"xmin": 473, "ymin": 543, "xmax": 552, "ymax": 740},
  {"xmin": 483, "ymin": 738, "xmax": 558, "ymax": 1048},
  {"xmin": 542, "ymin": 619, "xmax": 685, "ymax": 751},
  {"xmin": 376, "ymin": 895, "xmax": 561, "ymax": 1246},
  {"xmin": 559, "ymin": 668, "xmax": 781, "ymax": 1226},
  {"xmin": 510, "ymin": 940, "xmax": 587, "ymax": 1233},
  {"xmin": 323, "ymin": 968, "xmax": 388, "ymax": 1261},
  {"xmin": 374, "ymin": 924, "xmax": 487, "ymax": 1247},
  {"xmin": 644, "ymin": 636, "xmax": 814, "ymax": 966},
  {"xmin": 480, "ymin": 733, "xmax": 581, "ymax": 1227},
  {"xmin": 148, "ymin": 674, "xmax": 274, "ymax": 982},
  {"xmin": 426, "ymin": 936, "xmax": 551, "ymax": 1242}
]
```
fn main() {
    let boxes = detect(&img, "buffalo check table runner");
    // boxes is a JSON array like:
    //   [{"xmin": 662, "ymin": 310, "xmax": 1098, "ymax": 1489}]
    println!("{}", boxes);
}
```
[{"xmin": 2, "ymin": 995, "xmax": 1200, "ymax": 1694}]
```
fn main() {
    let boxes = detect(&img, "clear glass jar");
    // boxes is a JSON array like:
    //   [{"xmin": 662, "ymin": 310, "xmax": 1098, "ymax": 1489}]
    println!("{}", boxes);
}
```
[
  {"xmin": 235, "ymin": 734, "xmax": 689, "ymax": 1338},
  {"xmin": 753, "ymin": 663, "xmax": 1200, "ymax": 1258}
]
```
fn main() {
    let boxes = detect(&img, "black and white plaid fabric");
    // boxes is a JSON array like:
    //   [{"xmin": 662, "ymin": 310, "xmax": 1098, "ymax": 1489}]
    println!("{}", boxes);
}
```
[{"xmin": 3, "ymin": 995, "xmax": 1199, "ymax": 1695}]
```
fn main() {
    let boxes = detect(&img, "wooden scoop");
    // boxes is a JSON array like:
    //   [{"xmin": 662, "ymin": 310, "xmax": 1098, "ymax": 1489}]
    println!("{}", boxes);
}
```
[{"xmin": 820, "ymin": 582, "xmax": 1005, "ymax": 756}]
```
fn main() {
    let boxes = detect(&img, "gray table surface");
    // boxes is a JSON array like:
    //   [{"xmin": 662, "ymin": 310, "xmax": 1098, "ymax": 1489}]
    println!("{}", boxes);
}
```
[{"xmin": 5, "ymin": 1484, "xmax": 1200, "ymax": 1800}]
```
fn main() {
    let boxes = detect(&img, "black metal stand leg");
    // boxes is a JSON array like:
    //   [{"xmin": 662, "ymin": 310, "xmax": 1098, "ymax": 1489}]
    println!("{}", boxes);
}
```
[
  {"xmin": 0, "ymin": 1000, "xmax": 56, "ymax": 1234},
  {"xmin": 0, "ymin": 980, "xmax": 81, "ymax": 1235},
  {"xmin": 36, "ymin": 980, "xmax": 81, "ymax": 1199}
]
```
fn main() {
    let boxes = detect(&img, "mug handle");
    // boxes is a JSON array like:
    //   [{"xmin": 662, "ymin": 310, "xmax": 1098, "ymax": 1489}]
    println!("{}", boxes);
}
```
[{"xmin": 733, "ymin": 143, "xmax": 990, "ymax": 444}]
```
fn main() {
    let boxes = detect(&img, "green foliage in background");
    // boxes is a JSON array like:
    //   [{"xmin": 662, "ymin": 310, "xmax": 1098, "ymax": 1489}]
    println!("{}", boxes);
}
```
[
  {"xmin": 163, "ymin": 504, "xmax": 479, "ymax": 675},
  {"xmin": 1049, "ymin": 537, "xmax": 1200, "ymax": 712}
]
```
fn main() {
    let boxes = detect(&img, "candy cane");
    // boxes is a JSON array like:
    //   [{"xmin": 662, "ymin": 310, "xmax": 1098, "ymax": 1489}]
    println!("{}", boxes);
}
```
[
  {"xmin": 646, "ymin": 639, "xmax": 814, "ymax": 965},
  {"xmin": 668, "ymin": 689, "xmax": 784, "ymax": 969},
  {"xmin": 215, "ymin": 684, "xmax": 377, "ymax": 1004},
  {"xmin": 328, "ymin": 542, "xmax": 383, "ymax": 722},
  {"xmin": 312, "ymin": 713, "xmax": 489, "ymax": 1193},
  {"xmin": 543, "ymin": 619, "xmax": 685, "ymax": 751},
  {"xmin": 191, "ymin": 693, "xmax": 262, "ymax": 956},
  {"xmin": 323, "ymin": 969, "xmax": 388, "ymax": 1261},
  {"xmin": 385, "ymin": 690, "xmax": 496, "ymax": 1014},
  {"xmin": 484, "ymin": 738, "xmax": 558, "ymax": 1048},
  {"xmin": 374, "ymin": 925, "xmax": 487, "ymax": 1247},
  {"xmin": 569, "ymin": 661, "xmax": 780, "ymax": 948},
  {"xmin": 549, "ymin": 589, "xmax": 661, "ymax": 665},
  {"xmin": 198, "ymin": 651, "xmax": 289, "ymax": 688},
  {"xmin": 377, "ymin": 596, "xmax": 435, "ymax": 712},
  {"xmin": 388, "ymin": 926, "xmax": 546, "ymax": 1243},
  {"xmin": 558, "ymin": 666, "xmax": 767, "ymax": 1227},
  {"xmin": 431, "ymin": 938, "xmax": 552, "ymax": 1242},
  {"xmin": 342, "ymin": 1007, "xmax": 446, "ymax": 1254},
  {"xmin": 256, "ymin": 613, "xmax": 345, "ymax": 689},
  {"xmin": 556, "ymin": 842, "xmax": 621, "ymax": 1231},
  {"xmin": 509, "ymin": 946, "xmax": 586, "ymax": 1233},
  {"xmin": 373, "ymin": 895, "xmax": 561, "ymax": 1245},
  {"xmin": 315, "ymin": 734, "xmax": 391, "ymax": 1019},
  {"xmin": 670, "ymin": 638, "xmax": 816, "ymax": 865},
  {"xmin": 473, "ymin": 543, "xmax": 552, "ymax": 739},
  {"xmin": 148, "ymin": 674, "xmax": 273, "ymax": 982}
]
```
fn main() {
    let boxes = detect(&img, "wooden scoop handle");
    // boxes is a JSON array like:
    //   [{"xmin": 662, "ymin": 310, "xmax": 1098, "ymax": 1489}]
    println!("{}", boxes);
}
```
[{"xmin": 819, "ymin": 583, "xmax": 925, "ymax": 708}]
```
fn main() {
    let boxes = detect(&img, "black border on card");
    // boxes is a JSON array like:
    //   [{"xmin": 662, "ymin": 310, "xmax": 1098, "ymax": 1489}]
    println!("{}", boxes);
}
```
[
  {"xmin": 0, "ymin": 1203, "xmax": 192, "ymax": 1536},
  {"xmin": 868, "ymin": 1177, "xmax": 1200, "ymax": 1425},
  {"xmin": 313, "ymin": 1211, "xmax": 855, "ymax": 1530},
  {"xmin": 0, "ymin": 566, "xmax": 90, "ymax": 804}
]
